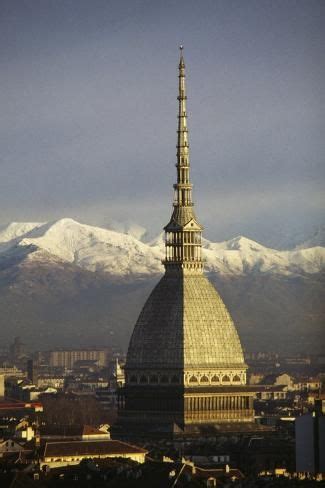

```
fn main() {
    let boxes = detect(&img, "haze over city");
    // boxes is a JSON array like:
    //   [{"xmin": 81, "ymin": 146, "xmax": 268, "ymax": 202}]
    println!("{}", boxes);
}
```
[{"xmin": 1, "ymin": 0, "xmax": 324, "ymax": 246}]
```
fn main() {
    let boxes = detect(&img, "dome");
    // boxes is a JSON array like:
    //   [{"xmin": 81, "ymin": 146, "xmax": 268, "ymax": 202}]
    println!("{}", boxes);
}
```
[
  {"xmin": 126, "ymin": 272, "xmax": 245, "ymax": 370},
  {"xmin": 114, "ymin": 50, "xmax": 256, "ymax": 435}
]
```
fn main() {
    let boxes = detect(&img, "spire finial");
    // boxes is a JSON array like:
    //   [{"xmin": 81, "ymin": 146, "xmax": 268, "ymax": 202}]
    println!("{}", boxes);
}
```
[{"xmin": 179, "ymin": 45, "xmax": 185, "ymax": 67}]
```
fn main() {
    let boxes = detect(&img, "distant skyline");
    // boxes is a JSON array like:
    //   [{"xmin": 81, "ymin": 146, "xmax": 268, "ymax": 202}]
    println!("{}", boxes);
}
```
[{"xmin": 1, "ymin": 0, "xmax": 324, "ymax": 247}]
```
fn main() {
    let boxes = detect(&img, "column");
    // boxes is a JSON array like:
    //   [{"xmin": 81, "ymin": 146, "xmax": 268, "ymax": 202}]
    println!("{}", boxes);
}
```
[{"xmin": 249, "ymin": 396, "xmax": 253, "ymax": 409}]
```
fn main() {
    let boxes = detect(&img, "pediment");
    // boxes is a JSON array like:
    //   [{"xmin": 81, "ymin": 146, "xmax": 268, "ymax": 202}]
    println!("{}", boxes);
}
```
[{"xmin": 183, "ymin": 218, "xmax": 203, "ymax": 231}]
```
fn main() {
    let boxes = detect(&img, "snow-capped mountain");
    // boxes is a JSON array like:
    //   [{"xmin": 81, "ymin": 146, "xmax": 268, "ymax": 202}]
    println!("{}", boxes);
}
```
[
  {"xmin": 0, "ymin": 218, "xmax": 323, "ymax": 354},
  {"xmin": 0, "ymin": 221, "xmax": 45, "ymax": 253},
  {"xmin": 8, "ymin": 219, "xmax": 162, "ymax": 277},
  {"xmin": 203, "ymin": 235, "xmax": 325, "ymax": 276},
  {"xmin": 0, "ymin": 218, "xmax": 324, "ymax": 278}
]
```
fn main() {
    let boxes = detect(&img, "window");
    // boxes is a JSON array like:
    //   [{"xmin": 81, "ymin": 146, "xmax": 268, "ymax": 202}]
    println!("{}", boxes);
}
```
[
  {"xmin": 189, "ymin": 376, "xmax": 198, "ymax": 383},
  {"xmin": 200, "ymin": 375, "xmax": 209, "ymax": 383}
]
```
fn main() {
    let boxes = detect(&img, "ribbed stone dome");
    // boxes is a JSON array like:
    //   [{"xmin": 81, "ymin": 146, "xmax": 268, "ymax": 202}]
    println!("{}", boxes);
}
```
[
  {"xmin": 114, "ymin": 50, "xmax": 256, "ymax": 436},
  {"xmin": 126, "ymin": 272, "xmax": 245, "ymax": 370}
]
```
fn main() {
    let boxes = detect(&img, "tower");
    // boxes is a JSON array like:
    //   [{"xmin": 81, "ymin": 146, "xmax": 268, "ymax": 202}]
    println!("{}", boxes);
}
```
[
  {"xmin": 116, "ymin": 48, "xmax": 255, "ymax": 437},
  {"xmin": 27, "ymin": 359, "xmax": 39, "ymax": 386},
  {"xmin": 296, "ymin": 410, "xmax": 325, "ymax": 475}
]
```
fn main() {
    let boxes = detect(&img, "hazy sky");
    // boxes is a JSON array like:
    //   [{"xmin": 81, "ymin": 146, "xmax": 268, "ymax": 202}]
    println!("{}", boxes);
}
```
[{"xmin": 1, "ymin": 0, "xmax": 324, "ymax": 246}]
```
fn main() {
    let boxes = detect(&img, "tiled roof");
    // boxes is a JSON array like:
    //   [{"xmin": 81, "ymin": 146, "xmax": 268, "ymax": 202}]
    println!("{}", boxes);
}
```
[{"xmin": 44, "ymin": 440, "xmax": 147, "ymax": 458}]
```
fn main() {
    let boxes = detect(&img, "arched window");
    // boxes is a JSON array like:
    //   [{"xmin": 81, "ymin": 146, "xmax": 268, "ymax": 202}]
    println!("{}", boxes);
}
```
[
  {"xmin": 211, "ymin": 375, "xmax": 219, "ymax": 383},
  {"xmin": 171, "ymin": 375, "xmax": 179, "ymax": 383},
  {"xmin": 233, "ymin": 375, "xmax": 241, "ymax": 382},
  {"xmin": 222, "ymin": 375, "xmax": 230, "ymax": 383},
  {"xmin": 189, "ymin": 376, "xmax": 198, "ymax": 383},
  {"xmin": 140, "ymin": 375, "xmax": 148, "ymax": 384},
  {"xmin": 150, "ymin": 375, "xmax": 158, "ymax": 384},
  {"xmin": 200, "ymin": 375, "xmax": 209, "ymax": 383}
]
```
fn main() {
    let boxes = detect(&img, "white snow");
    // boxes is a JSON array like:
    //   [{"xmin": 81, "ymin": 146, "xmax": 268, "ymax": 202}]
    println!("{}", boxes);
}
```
[
  {"xmin": 18, "ymin": 218, "xmax": 162, "ymax": 276},
  {"xmin": 0, "ymin": 222, "xmax": 44, "ymax": 243},
  {"xmin": 0, "ymin": 222, "xmax": 45, "ymax": 253},
  {"xmin": 0, "ymin": 218, "xmax": 324, "ymax": 278}
]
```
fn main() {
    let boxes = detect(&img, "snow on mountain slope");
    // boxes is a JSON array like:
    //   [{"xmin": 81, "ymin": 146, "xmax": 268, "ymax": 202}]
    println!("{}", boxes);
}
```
[
  {"xmin": 18, "ymin": 218, "xmax": 162, "ymax": 276},
  {"xmin": 0, "ymin": 222, "xmax": 45, "ymax": 253},
  {"xmin": 0, "ymin": 218, "xmax": 324, "ymax": 277},
  {"xmin": 203, "ymin": 238, "xmax": 325, "ymax": 276},
  {"xmin": 0, "ymin": 222, "xmax": 44, "ymax": 242}
]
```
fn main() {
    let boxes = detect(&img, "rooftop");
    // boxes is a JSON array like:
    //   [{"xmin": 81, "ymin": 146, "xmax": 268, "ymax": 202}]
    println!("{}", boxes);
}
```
[{"xmin": 43, "ymin": 440, "xmax": 147, "ymax": 458}]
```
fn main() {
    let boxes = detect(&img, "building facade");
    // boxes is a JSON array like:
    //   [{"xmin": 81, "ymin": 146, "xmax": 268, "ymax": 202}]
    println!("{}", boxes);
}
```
[
  {"xmin": 46, "ymin": 349, "xmax": 109, "ymax": 369},
  {"xmin": 296, "ymin": 411, "xmax": 325, "ymax": 475},
  {"xmin": 116, "ymin": 48, "xmax": 255, "ymax": 436}
]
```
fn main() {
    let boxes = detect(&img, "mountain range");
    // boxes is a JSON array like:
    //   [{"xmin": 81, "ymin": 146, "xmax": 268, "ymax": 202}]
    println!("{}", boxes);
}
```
[{"xmin": 0, "ymin": 218, "xmax": 324, "ymax": 354}]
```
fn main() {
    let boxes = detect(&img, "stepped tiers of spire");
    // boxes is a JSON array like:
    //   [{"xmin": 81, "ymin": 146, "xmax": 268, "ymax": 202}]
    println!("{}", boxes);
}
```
[
  {"xmin": 164, "ymin": 48, "xmax": 203, "ymax": 272},
  {"xmin": 115, "ymin": 48, "xmax": 255, "ymax": 438}
]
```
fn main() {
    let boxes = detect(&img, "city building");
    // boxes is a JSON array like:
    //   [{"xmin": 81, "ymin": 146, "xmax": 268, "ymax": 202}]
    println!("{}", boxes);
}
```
[
  {"xmin": 0, "ymin": 438, "xmax": 26, "ymax": 456},
  {"xmin": 295, "ymin": 409, "xmax": 325, "ymax": 475},
  {"xmin": 27, "ymin": 359, "xmax": 39, "ymax": 386},
  {"xmin": 116, "ymin": 48, "xmax": 255, "ymax": 437},
  {"xmin": 0, "ymin": 365, "xmax": 24, "ymax": 379},
  {"xmin": 0, "ymin": 400, "xmax": 43, "ymax": 414},
  {"xmin": 45, "ymin": 348, "xmax": 110, "ymax": 369},
  {"xmin": 40, "ymin": 424, "xmax": 110, "ymax": 442},
  {"xmin": 40, "ymin": 440, "xmax": 147, "ymax": 468},
  {"xmin": 9, "ymin": 337, "xmax": 26, "ymax": 361}
]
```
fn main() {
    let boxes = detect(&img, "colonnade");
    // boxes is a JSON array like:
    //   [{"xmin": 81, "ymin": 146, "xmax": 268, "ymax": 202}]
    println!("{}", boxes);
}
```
[
  {"xmin": 165, "ymin": 232, "xmax": 201, "ymax": 245},
  {"xmin": 165, "ymin": 245, "xmax": 200, "ymax": 261},
  {"xmin": 185, "ymin": 395, "xmax": 250, "ymax": 412}
]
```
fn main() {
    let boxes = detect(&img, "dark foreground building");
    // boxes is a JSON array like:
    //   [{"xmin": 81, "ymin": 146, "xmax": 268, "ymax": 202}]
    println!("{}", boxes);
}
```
[{"xmin": 115, "ymin": 48, "xmax": 255, "ymax": 437}]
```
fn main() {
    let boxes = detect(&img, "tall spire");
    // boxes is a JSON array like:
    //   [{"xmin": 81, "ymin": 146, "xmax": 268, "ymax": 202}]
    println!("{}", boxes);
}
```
[
  {"xmin": 176, "ymin": 45, "xmax": 192, "ymax": 207},
  {"xmin": 164, "ymin": 47, "xmax": 203, "ymax": 272}
]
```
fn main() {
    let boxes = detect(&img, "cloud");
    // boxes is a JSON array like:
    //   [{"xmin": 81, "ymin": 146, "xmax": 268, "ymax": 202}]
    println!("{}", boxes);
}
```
[{"xmin": 0, "ymin": 0, "xmax": 324, "ymax": 246}]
